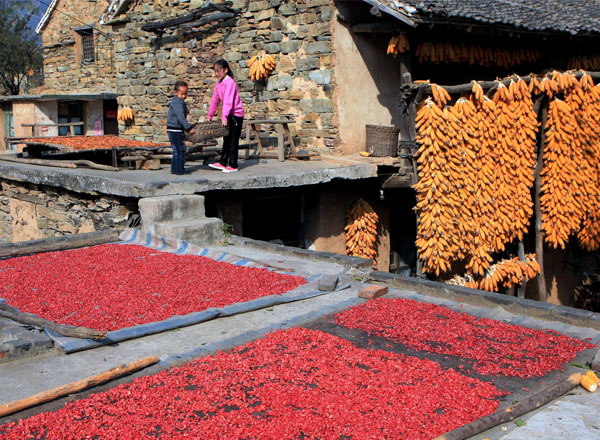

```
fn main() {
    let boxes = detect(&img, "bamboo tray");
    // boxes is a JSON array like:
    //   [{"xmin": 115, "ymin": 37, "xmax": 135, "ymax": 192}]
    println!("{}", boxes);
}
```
[{"xmin": 186, "ymin": 121, "xmax": 228, "ymax": 142}]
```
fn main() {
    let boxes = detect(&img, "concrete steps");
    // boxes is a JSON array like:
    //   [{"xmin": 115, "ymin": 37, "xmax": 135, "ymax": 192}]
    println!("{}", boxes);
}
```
[
  {"xmin": 154, "ymin": 218, "xmax": 224, "ymax": 245},
  {"xmin": 139, "ymin": 195, "xmax": 223, "ymax": 245}
]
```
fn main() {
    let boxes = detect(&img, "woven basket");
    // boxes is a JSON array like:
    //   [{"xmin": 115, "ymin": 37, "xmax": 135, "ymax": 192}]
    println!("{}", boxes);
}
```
[
  {"xmin": 186, "ymin": 121, "xmax": 229, "ymax": 143},
  {"xmin": 365, "ymin": 125, "xmax": 400, "ymax": 157}
]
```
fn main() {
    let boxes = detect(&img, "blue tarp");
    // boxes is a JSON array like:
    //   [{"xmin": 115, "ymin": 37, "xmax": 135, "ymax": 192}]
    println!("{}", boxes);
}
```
[{"xmin": 20, "ymin": 229, "xmax": 343, "ymax": 353}]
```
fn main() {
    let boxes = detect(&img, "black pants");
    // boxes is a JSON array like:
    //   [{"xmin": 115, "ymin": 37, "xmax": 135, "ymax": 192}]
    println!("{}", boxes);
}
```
[
  {"xmin": 168, "ymin": 131, "xmax": 186, "ymax": 175},
  {"xmin": 220, "ymin": 115, "xmax": 243, "ymax": 169}
]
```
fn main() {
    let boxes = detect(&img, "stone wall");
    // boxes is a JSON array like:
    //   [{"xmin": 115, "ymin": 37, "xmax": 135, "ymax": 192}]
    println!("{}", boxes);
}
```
[
  {"xmin": 112, "ymin": 0, "xmax": 336, "ymax": 148},
  {"xmin": 35, "ymin": 0, "xmax": 115, "ymax": 94},
  {"xmin": 0, "ymin": 180, "xmax": 137, "ymax": 243}
]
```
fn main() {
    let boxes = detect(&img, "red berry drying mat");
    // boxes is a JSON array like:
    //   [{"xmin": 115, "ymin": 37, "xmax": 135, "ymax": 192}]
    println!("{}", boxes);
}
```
[
  {"xmin": 334, "ymin": 298, "xmax": 595, "ymax": 378},
  {"xmin": 0, "ymin": 244, "xmax": 306, "ymax": 332},
  {"xmin": 0, "ymin": 328, "xmax": 504, "ymax": 440}
]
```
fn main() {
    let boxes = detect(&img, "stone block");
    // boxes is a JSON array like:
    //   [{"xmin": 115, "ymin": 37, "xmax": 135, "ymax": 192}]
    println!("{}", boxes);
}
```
[
  {"xmin": 306, "ymin": 41, "xmax": 330, "ymax": 54},
  {"xmin": 299, "ymin": 98, "xmax": 334, "ymax": 113},
  {"xmin": 309, "ymin": 69, "xmax": 331, "ymax": 85},
  {"xmin": 154, "ymin": 218, "xmax": 224, "ymax": 245},
  {"xmin": 139, "ymin": 195, "xmax": 206, "ymax": 227},
  {"xmin": 264, "ymin": 43, "xmax": 280, "ymax": 53},
  {"xmin": 318, "ymin": 275, "xmax": 339, "ymax": 291},
  {"xmin": 296, "ymin": 57, "xmax": 320, "ymax": 71},
  {"xmin": 358, "ymin": 285, "xmax": 389, "ymax": 299},
  {"xmin": 278, "ymin": 3, "xmax": 297, "ymax": 15},
  {"xmin": 255, "ymin": 9, "xmax": 275, "ymax": 21},
  {"xmin": 271, "ymin": 17, "xmax": 285, "ymax": 29},
  {"xmin": 300, "ymin": 12, "xmax": 317, "ymax": 24},
  {"xmin": 270, "ymin": 31, "xmax": 283, "ymax": 42},
  {"xmin": 280, "ymin": 40, "xmax": 302, "ymax": 54},
  {"xmin": 592, "ymin": 350, "xmax": 600, "ymax": 372},
  {"xmin": 248, "ymin": 0, "xmax": 270, "ymax": 11},
  {"xmin": 267, "ymin": 75, "xmax": 293, "ymax": 91}
]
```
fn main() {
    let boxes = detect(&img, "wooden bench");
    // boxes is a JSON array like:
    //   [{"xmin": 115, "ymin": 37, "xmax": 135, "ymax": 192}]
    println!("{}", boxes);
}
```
[{"xmin": 243, "ymin": 118, "xmax": 297, "ymax": 161}]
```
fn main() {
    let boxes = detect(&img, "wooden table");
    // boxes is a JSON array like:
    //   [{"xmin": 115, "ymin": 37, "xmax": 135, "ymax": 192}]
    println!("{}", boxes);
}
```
[{"xmin": 244, "ymin": 119, "xmax": 297, "ymax": 161}]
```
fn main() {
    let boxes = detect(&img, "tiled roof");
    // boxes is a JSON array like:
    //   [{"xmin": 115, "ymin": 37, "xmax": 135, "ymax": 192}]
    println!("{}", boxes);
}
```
[{"xmin": 372, "ymin": 0, "xmax": 600, "ymax": 35}]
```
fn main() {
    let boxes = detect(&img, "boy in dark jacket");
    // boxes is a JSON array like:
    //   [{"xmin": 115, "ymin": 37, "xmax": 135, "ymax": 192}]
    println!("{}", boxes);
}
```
[{"xmin": 167, "ymin": 81, "xmax": 195, "ymax": 175}]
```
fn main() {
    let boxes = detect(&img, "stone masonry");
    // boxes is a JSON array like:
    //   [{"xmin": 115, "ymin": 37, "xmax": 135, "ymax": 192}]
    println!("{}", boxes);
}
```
[
  {"xmin": 0, "ymin": 180, "xmax": 137, "ymax": 243},
  {"xmin": 111, "ymin": 0, "xmax": 336, "ymax": 148},
  {"xmin": 34, "ymin": 0, "xmax": 116, "ymax": 95}
]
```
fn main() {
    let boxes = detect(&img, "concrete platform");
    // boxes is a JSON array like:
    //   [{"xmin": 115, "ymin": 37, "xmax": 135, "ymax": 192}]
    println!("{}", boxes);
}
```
[{"xmin": 0, "ymin": 156, "xmax": 378, "ymax": 198}]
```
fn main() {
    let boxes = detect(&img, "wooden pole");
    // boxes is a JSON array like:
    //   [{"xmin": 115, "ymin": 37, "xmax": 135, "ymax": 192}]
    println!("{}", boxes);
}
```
[
  {"xmin": 0, "ymin": 230, "xmax": 119, "ymax": 259},
  {"xmin": 0, "ymin": 156, "xmax": 118, "ymax": 172},
  {"xmin": 399, "ymin": 53, "xmax": 424, "ymax": 277},
  {"xmin": 0, "ymin": 303, "xmax": 107, "ymax": 340},
  {"xmin": 517, "ymin": 240, "xmax": 527, "ymax": 298},
  {"xmin": 408, "ymin": 71, "xmax": 600, "ymax": 97},
  {"xmin": 0, "ymin": 356, "xmax": 159, "ymax": 418},
  {"xmin": 535, "ymin": 98, "xmax": 548, "ymax": 302}
]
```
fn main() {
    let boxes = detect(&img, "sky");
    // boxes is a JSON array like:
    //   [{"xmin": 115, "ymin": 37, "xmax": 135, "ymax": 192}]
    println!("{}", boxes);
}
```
[{"xmin": 29, "ymin": 1, "xmax": 44, "ymax": 32}]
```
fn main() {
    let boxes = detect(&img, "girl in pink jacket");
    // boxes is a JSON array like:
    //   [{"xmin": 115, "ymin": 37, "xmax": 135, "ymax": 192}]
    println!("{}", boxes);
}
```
[{"xmin": 207, "ymin": 59, "xmax": 245, "ymax": 173}]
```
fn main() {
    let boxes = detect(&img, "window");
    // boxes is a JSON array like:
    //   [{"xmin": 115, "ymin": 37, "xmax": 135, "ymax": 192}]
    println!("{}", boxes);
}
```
[
  {"xmin": 76, "ymin": 28, "xmax": 95, "ymax": 65},
  {"xmin": 58, "ymin": 101, "xmax": 84, "ymax": 136}
]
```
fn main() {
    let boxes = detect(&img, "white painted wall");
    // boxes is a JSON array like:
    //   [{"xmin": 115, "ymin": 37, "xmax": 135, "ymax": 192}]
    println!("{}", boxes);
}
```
[
  {"xmin": 333, "ymin": 16, "xmax": 402, "ymax": 153},
  {"xmin": 35, "ymin": 101, "xmax": 59, "ymax": 137},
  {"xmin": 85, "ymin": 100, "xmax": 104, "ymax": 135}
]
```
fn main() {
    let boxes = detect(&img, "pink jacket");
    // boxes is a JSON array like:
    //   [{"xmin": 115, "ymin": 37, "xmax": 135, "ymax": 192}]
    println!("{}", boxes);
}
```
[{"xmin": 207, "ymin": 75, "xmax": 244, "ymax": 123}]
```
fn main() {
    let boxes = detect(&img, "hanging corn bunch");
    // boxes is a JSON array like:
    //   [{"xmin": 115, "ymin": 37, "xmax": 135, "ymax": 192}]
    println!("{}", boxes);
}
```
[
  {"xmin": 576, "ymin": 78, "xmax": 600, "ymax": 250},
  {"xmin": 386, "ymin": 34, "xmax": 409, "ymax": 57},
  {"xmin": 541, "ymin": 98, "xmax": 584, "ymax": 248},
  {"xmin": 567, "ymin": 56, "xmax": 600, "ymax": 71},
  {"xmin": 477, "ymin": 254, "xmax": 541, "ymax": 293},
  {"xmin": 345, "ymin": 199, "xmax": 379, "ymax": 267},
  {"xmin": 541, "ymin": 72, "xmax": 600, "ymax": 250},
  {"xmin": 490, "ymin": 78, "xmax": 537, "ymax": 248},
  {"xmin": 415, "ymin": 79, "xmax": 538, "ymax": 277},
  {"xmin": 415, "ymin": 41, "xmax": 539, "ymax": 68},
  {"xmin": 248, "ymin": 54, "xmax": 276, "ymax": 81},
  {"xmin": 414, "ymin": 97, "xmax": 461, "ymax": 275},
  {"xmin": 465, "ymin": 85, "xmax": 498, "ymax": 276},
  {"xmin": 117, "ymin": 107, "xmax": 134, "ymax": 122}
]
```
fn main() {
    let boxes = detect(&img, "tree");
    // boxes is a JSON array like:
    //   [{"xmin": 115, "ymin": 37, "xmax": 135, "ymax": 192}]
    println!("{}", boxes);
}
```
[{"xmin": 0, "ymin": 0, "xmax": 42, "ymax": 95}]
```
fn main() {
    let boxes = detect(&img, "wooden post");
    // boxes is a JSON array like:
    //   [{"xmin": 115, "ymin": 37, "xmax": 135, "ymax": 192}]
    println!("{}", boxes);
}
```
[
  {"xmin": 399, "ymin": 53, "xmax": 423, "ymax": 277},
  {"xmin": 517, "ymin": 240, "xmax": 527, "ymax": 298},
  {"xmin": 276, "ymin": 123, "xmax": 285, "ymax": 162},
  {"xmin": 534, "ymin": 97, "xmax": 548, "ymax": 302}
]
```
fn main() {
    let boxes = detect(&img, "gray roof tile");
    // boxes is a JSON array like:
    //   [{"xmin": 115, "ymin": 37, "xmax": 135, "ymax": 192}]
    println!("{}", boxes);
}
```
[{"xmin": 375, "ymin": 0, "xmax": 600, "ymax": 35}]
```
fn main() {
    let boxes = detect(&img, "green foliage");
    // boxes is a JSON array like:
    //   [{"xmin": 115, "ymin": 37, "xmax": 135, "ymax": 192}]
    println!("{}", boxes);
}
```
[{"xmin": 0, "ymin": 0, "xmax": 42, "ymax": 95}]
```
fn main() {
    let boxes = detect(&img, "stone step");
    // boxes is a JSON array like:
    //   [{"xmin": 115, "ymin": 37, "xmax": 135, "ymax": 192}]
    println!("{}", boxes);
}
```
[
  {"xmin": 153, "ymin": 217, "xmax": 224, "ymax": 246},
  {"xmin": 138, "ymin": 195, "xmax": 206, "ymax": 225}
]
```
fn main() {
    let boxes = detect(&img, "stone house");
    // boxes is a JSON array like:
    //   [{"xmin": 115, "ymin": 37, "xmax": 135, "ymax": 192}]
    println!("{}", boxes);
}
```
[{"xmin": 0, "ymin": 0, "xmax": 118, "ymax": 150}]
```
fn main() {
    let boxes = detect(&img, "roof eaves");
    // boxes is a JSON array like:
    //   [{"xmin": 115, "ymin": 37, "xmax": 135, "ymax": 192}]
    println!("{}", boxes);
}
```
[
  {"xmin": 361, "ymin": 0, "xmax": 418, "ymax": 27},
  {"xmin": 35, "ymin": 0, "xmax": 59, "ymax": 34}
]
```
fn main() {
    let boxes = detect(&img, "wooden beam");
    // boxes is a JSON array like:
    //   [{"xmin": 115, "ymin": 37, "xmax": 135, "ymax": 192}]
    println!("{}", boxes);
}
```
[
  {"xmin": 351, "ymin": 22, "xmax": 401, "ymax": 33},
  {"xmin": 409, "ymin": 71, "xmax": 600, "ymax": 97},
  {"xmin": 0, "ymin": 156, "xmax": 118, "ymax": 172},
  {"xmin": 180, "ymin": 12, "xmax": 236, "ymax": 29},
  {"xmin": 141, "ymin": 2, "xmax": 235, "ymax": 33},
  {"xmin": 0, "ymin": 303, "xmax": 108, "ymax": 340},
  {"xmin": 0, "ymin": 230, "xmax": 119, "ymax": 259},
  {"xmin": 0, "ymin": 356, "xmax": 158, "ymax": 418}
]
